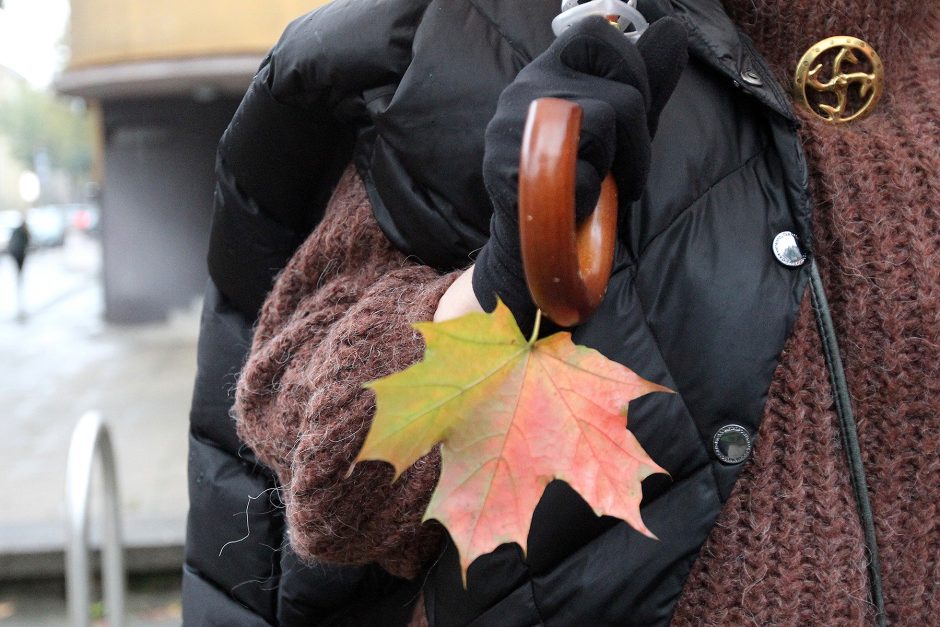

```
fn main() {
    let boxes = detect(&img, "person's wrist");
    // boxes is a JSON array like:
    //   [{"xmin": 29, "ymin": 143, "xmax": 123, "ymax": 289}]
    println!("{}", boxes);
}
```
[
  {"xmin": 434, "ymin": 265, "xmax": 484, "ymax": 323},
  {"xmin": 473, "ymin": 242, "xmax": 538, "ymax": 334}
]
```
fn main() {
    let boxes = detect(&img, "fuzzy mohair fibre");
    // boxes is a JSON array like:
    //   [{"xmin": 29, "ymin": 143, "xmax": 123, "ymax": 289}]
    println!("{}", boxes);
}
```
[
  {"xmin": 235, "ymin": 166, "xmax": 457, "ymax": 580},
  {"xmin": 672, "ymin": 1, "xmax": 940, "ymax": 624},
  {"xmin": 235, "ymin": 1, "xmax": 940, "ymax": 621}
]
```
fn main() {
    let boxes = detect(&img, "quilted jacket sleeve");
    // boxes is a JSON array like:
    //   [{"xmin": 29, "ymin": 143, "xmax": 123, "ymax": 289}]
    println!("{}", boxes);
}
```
[{"xmin": 206, "ymin": 0, "xmax": 432, "ymax": 319}]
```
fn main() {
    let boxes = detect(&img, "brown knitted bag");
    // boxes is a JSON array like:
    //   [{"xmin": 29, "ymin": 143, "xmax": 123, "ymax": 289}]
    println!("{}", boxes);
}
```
[{"xmin": 234, "ymin": 164, "xmax": 458, "ymax": 579}]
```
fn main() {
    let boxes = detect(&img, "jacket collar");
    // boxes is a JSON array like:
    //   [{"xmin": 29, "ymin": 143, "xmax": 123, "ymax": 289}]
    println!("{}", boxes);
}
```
[{"xmin": 652, "ymin": 0, "xmax": 797, "ymax": 123}]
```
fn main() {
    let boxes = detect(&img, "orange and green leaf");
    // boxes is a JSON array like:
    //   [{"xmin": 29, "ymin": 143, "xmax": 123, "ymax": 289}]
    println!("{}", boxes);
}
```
[{"xmin": 358, "ymin": 301, "xmax": 671, "ymax": 578}]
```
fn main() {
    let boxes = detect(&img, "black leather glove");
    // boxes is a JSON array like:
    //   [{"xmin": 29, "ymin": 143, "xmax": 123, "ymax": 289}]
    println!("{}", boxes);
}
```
[{"xmin": 472, "ymin": 14, "xmax": 688, "ymax": 329}]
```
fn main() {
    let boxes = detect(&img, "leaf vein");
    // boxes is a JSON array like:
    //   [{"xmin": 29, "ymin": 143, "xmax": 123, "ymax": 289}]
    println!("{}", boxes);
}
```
[{"xmin": 368, "ymin": 348, "xmax": 528, "ymax": 445}]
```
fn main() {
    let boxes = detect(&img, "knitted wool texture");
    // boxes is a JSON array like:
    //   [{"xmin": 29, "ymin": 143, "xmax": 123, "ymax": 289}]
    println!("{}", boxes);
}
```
[
  {"xmin": 235, "ymin": 166, "xmax": 457, "ymax": 579},
  {"xmin": 672, "ymin": 2, "xmax": 940, "ymax": 624}
]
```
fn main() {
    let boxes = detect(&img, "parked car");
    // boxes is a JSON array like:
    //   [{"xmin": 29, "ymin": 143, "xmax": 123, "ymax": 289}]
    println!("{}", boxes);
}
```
[
  {"xmin": 67, "ymin": 204, "xmax": 100, "ymax": 234},
  {"xmin": 26, "ymin": 206, "xmax": 67, "ymax": 248}
]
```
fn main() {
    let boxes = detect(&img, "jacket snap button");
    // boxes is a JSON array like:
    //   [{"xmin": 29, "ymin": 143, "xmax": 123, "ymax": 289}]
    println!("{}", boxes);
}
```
[
  {"xmin": 713, "ymin": 424, "xmax": 752, "ymax": 464},
  {"xmin": 773, "ymin": 231, "xmax": 806, "ymax": 266},
  {"xmin": 740, "ymin": 68, "xmax": 763, "ymax": 86}
]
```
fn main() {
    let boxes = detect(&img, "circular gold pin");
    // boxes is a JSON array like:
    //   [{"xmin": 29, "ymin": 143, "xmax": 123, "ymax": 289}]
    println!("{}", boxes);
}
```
[{"xmin": 794, "ymin": 36, "xmax": 883, "ymax": 123}]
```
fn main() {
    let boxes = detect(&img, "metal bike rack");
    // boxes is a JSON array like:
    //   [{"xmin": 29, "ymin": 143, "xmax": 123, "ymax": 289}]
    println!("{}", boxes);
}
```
[{"xmin": 66, "ymin": 411, "xmax": 126, "ymax": 627}]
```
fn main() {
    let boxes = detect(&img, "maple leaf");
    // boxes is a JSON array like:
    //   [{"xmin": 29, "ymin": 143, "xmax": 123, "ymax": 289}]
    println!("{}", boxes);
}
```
[{"xmin": 357, "ymin": 301, "xmax": 671, "ymax": 579}]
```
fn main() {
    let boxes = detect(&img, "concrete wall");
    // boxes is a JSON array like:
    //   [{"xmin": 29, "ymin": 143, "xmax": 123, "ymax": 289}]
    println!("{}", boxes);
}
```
[
  {"xmin": 101, "ymin": 97, "xmax": 238, "ymax": 323},
  {"xmin": 62, "ymin": 0, "xmax": 333, "ymax": 323}
]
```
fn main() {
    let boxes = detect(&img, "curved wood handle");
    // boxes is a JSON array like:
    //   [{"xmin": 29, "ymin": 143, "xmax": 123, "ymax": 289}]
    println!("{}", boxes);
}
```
[{"xmin": 519, "ymin": 97, "xmax": 618, "ymax": 327}]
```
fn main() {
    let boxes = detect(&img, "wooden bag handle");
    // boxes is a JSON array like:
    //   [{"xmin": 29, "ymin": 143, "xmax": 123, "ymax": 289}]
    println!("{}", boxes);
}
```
[{"xmin": 519, "ymin": 97, "xmax": 618, "ymax": 327}]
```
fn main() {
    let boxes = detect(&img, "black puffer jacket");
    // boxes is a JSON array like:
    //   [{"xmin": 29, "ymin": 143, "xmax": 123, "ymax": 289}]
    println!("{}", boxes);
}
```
[{"xmin": 184, "ymin": 0, "xmax": 811, "ymax": 624}]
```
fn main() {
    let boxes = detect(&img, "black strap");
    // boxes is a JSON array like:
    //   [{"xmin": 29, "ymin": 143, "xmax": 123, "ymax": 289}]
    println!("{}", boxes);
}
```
[{"xmin": 808, "ymin": 259, "xmax": 887, "ymax": 626}]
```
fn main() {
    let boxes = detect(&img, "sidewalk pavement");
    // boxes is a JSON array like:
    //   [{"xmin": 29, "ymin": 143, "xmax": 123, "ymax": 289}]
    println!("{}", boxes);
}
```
[{"xmin": 0, "ymin": 236, "xmax": 196, "ymax": 580}]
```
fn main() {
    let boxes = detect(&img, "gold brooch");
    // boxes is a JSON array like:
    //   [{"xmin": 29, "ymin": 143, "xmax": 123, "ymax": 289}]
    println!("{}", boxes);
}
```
[{"xmin": 794, "ymin": 36, "xmax": 883, "ymax": 123}]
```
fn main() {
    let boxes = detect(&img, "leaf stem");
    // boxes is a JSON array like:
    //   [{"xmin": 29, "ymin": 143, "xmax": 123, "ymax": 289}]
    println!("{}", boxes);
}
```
[{"xmin": 528, "ymin": 309, "xmax": 543, "ymax": 346}]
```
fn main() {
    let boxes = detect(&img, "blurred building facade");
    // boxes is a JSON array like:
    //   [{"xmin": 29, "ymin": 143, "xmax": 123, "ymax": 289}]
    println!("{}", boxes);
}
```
[
  {"xmin": 58, "ymin": 0, "xmax": 326, "ymax": 322},
  {"xmin": 0, "ymin": 64, "xmax": 28, "ymax": 212}
]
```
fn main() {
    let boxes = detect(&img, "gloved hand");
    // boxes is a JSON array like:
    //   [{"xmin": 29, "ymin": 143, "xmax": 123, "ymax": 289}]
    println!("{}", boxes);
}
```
[{"xmin": 472, "ymin": 14, "xmax": 688, "ymax": 329}]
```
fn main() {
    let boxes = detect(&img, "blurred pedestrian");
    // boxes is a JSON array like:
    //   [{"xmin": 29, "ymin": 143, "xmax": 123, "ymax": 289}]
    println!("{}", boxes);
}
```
[{"xmin": 7, "ymin": 214, "xmax": 29, "ymax": 321}]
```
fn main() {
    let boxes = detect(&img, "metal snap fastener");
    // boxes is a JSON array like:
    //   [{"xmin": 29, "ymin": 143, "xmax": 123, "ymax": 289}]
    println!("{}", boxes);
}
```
[
  {"xmin": 713, "ymin": 424, "xmax": 752, "ymax": 464},
  {"xmin": 740, "ymin": 68, "xmax": 763, "ymax": 86},
  {"xmin": 773, "ymin": 231, "xmax": 806, "ymax": 267}
]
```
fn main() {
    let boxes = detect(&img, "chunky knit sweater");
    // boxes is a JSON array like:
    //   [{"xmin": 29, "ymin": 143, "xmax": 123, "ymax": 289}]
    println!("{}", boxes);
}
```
[
  {"xmin": 673, "ymin": 1, "xmax": 940, "ymax": 623},
  {"xmin": 235, "ymin": 1, "xmax": 939, "ymax": 623}
]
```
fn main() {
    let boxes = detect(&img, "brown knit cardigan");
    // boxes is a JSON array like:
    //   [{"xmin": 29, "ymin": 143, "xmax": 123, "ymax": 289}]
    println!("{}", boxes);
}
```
[
  {"xmin": 672, "ymin": 1, "xmax": 940, "ymax": 624},
  {"xmin": 235, "ymin": 1, "xmax": 940, "ymax": 623}
]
